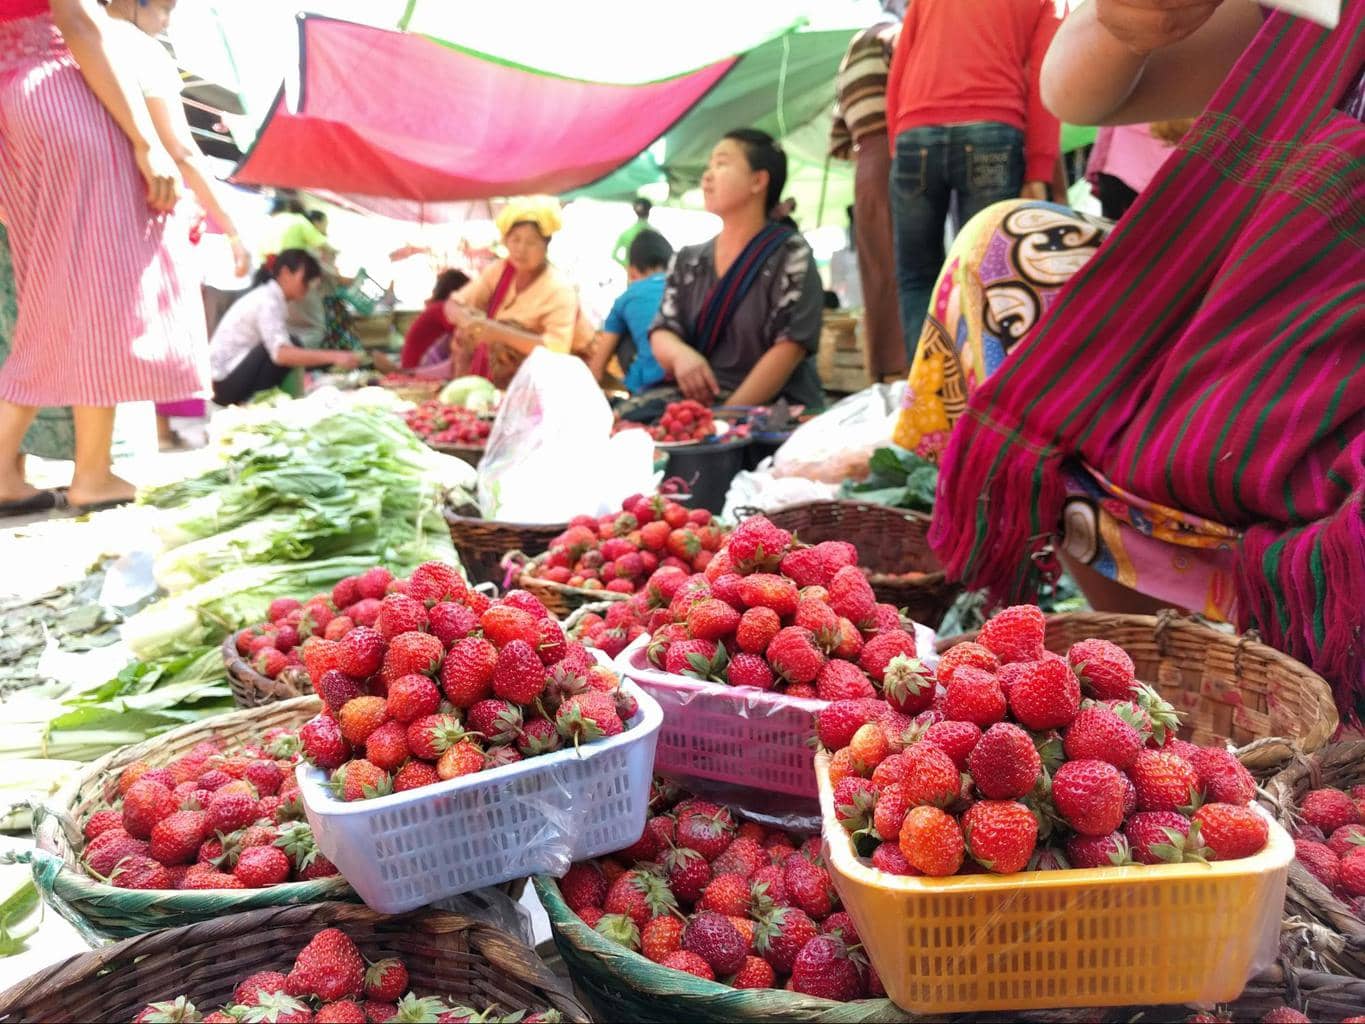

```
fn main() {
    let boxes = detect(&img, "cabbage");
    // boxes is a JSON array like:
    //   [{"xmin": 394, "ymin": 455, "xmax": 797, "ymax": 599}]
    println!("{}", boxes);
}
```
[{"xmin": 439, "ymin": 375, "xmax": 498, "ymax": 408}]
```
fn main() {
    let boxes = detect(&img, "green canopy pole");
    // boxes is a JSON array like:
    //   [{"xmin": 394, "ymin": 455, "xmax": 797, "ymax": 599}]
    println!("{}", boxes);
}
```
[{"xmin": 815, "ymin": 152, "xmax": 831, "ymax": 228}]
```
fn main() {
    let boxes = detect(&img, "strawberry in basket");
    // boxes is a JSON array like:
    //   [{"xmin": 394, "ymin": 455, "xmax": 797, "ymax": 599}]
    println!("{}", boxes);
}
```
[
  {"xmin": 524, "ymin": 494, "xmax": 728, "ymax": 595},
  {"xmin": 295, "ymin": 562, "xmax": 639, "ymax": 801},
  {"xmin": 403, "ymin": 400, "xmax": 491, "ymax": 447},
  {"xmin": 821, "ymin": 605, "xmax": 1272, "ymax": 875},
  {"xmin": 81, "ymin": 724, "xmax": 338, "ymax": 892},
  {"xmin": 558, "ymin": 780, "xmax": 879, "ymax": 1000}
]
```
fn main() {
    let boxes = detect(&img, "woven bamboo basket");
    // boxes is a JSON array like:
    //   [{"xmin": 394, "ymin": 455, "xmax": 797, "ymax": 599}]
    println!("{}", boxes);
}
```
[
  {"xmin": 562, "ymin": 600, "xmax": 618, "ymax": 640},
  {"xmin": 513, "ymin": 557, "xmax": 630, "ymax": 619},
  {"xmin": 938, "ymin": 611, "xmax": 1339, "ymax": 769},
  {"xmin": 755, "ymin": 501, "xmax": 960, "ymax": 629},
  {"xmin": 444, "ymin": 510, "xmax": 566, "ymax": 587},
  {"xmin": 0, "ymin": 901, "xmax": 588, "ymax": 1024},
  {"xmin": 428, "ymin": 439, "xmax": 486, "ymax": 469},
  {"xmin": 1216, "ymin": 963, "xmax": 1365, "ymax": 1021},
  {"xmin": 1257, "ymin": 740, "xmax": 1365, "ymax": 977},
  {"xmin": 221, "ymin": 635, "xmax": 314, "ymax": 708},
  {"xmin": 25, "ymin": 696, "xmax": 350, "ymax": 940}
]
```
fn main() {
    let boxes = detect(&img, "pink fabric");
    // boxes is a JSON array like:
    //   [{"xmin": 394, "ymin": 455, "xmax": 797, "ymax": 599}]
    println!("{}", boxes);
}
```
[
  {"xmin": 0, "ymin": 1, "xmax": 49, "ymax": 23},
  {"xmin": 0, "ymin": 15, "xmax": 208, "ymax": 406},
  {"xmin": 1086, "ymin": 124, "xmax": 1178, "ymax": 195},
  {"xmin": 233, "ymin": 17, "xmax": 735, "ymax": 200}
]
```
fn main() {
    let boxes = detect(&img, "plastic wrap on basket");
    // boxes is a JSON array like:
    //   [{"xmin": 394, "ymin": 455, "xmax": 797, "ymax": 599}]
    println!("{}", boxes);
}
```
[
  {"xmin": 299, "ymin": 678, "xmax": 662, "ymax": 914},
  {"xmin": 815, "ymin": 751, "xmax": 1292, "ymax": 1013},
  {"xmin": 614, "ymin": 627, "xmax": 936, "ymax": 810}
]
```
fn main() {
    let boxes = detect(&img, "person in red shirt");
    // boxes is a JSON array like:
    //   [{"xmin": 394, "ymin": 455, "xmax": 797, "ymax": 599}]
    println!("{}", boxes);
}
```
[
  {"xmin": 398, "ymin": 269, "xmax": 472, "ymax": 369},
  {"xmin": 885, "ymin": 0, "xmax": 1061, "ymax": 353}
]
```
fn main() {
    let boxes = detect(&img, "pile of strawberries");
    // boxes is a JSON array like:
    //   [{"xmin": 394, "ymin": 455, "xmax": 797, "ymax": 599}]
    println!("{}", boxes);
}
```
[
  {"xmin": 81, "ymin": 726, "xmax": 337, "ymax": 892},
  {"xmin": 647, "ymin": 400, "xmax": 715, "ymax": 444},
  {"xmin": 402, "ymin": 401, "xmax": 491, "ymax": 448},
  {"xmin": 822, "ymin": 605, "xmax": 1273, "ymax": 877},
  {"xmin": 635, "ymin": 515, "xmax": 921, "ymax": 699},
  {"xmin": 293, "ymin": 561, "xmax": 638, "ymax": 801},
  {"xmin": 235, "ymin": 592, "xmax": 355, "ymax": 683},
  {"xmin": 523, "ymin": 495, "xmax": 727, "ymax": 594},
  {"xmin": 1288, "ymin": 783, "xmax": 1365, "ymax": 917},
  {"xmin": 559, "ymin": 781, "xmax": 878, "ymax": 1001},
  {"xmin": 130, "ymin": 926, "xmax": 565, "ymax": 1023}
]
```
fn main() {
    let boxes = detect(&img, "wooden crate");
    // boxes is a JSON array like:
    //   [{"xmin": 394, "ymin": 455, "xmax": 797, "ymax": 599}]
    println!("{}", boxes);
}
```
[{"xmin": 817, "ymin": 312, "xmax": 871, "ymax": 394}]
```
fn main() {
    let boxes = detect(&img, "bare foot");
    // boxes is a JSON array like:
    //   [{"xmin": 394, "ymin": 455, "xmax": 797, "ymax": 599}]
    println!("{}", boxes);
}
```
[
  {"xmin": 67, "ymin": 472, "xmax": 137, "ymax": 509},
  {"xmin": 0, "ymin": 460, "xmax": 40, "ymax": 505}
]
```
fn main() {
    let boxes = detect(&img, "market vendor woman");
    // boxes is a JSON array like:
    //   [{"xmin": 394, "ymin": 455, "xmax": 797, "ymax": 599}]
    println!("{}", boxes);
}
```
[
  {"xmin": 648, "ymin": 129, "xmax": 825, "ymax": 409},
  {"xmin": 443, "ymin": 197, "xmax": 592, "ymax": 387}
]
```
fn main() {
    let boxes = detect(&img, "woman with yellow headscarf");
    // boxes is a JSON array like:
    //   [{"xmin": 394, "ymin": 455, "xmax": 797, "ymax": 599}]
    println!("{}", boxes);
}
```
[{"xmin": 443, "ymin": 196, "xmax": 593, "ymax": 387}]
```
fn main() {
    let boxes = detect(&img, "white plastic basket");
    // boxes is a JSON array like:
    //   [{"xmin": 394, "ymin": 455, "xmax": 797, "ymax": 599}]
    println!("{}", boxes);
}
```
[{"xmin": 298, "ymin": 679, "xmax": 662, "ymax": 913}]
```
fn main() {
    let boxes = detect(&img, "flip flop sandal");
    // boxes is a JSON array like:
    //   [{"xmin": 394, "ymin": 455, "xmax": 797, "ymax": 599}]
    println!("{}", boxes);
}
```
[
  {"xmin": 70, "ymin": 496, "xmax": 134, "ymax": 515},
  {"xmin": 0, "ymin": 489, "xmax": 64, "ymax": 518}
]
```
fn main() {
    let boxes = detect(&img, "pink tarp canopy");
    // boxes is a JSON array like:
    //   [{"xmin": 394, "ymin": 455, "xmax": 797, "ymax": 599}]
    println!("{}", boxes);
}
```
[{"xmin": 232, "ymin": 16, "xmax": 736, "ymax": 204}]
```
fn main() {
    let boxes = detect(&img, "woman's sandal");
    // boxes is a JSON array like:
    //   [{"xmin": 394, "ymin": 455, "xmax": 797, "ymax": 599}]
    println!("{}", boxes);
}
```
[{"xmin": 0, "ymin": 488, "xmax": 66, "ymax": 518}]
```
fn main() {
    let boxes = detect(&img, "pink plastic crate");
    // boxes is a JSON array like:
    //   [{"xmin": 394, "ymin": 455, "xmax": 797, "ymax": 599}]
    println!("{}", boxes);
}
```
[{"xmin": 615, "ymin": 639, "xmax": 828, "ymax": 799}]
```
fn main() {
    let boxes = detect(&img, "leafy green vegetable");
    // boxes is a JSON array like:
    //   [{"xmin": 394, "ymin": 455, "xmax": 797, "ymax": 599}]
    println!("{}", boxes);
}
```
[{"xmin": 840, "ymin": 446, "xmax": 940, "ymax": 513}]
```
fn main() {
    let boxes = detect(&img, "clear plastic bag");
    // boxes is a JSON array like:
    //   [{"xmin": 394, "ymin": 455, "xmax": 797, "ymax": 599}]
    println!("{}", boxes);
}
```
[
  {"xmin": 477, "ymin": 349, "xmax": 655, "ymax": 522},
  {"xmin": 772, "ymin": 381, "xmax": 907, "ymax": 484},
  {"xmin": 721, "ymin": 460, "xmax": 839, "ymax": 522}
]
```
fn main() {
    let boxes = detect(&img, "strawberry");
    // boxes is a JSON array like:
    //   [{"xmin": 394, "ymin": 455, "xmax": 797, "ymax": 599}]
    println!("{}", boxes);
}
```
[
  {"xmin": 677, "ymin": 810, "xmax": 737, "ymax": 862},
  {"xmin": 784, "ymin": 855, "xmax": 836, "ymax": 918},
  {"xmin": 816, "ymin": 699, "xmax": 882, "ymax": 752},
  {"xmin": 436, "ymin": 740, "xmax": 485, "ymax": 780},
  {"xmin": 732, "ymin": 954, "xmax": 776, "ymax": 990},
  {"xmin": 110, "ymin": 854, "xmax": 173, "ymax": 890},
  {"xmin": 665, "ymin": 638, "xmax": 725, "ymax": 681},
  {"xmin": 466, "ymin": 698, "xmax": 523, "ymax": 745},
  {"xmin": 490, "ymin": 639, "xmax": 547, "ymax": 704},
  {"xmin": 659, "ymin": 949, "xmax": 715, "ymax": 981},
  {"xmin": 968, "ymin": 723, "xmax": 1042, "ymax": 800},
  {"xmin": 961, "ymin": 800, "xmax": 1039, "ymax": 874},
  {"xmin": 376, "ymin": 593, "xmax": 429, "ymax": 640},
  {"xmin": 1340, "ymin": 848, "xmax": 1365, "ymax": 896},
  {"xmin": 816, "ymin": 659, "xmax": 875, "ymax": 701},
  {"xmin": 253, "ymin": 648, "xmax": 288, "ymax": 679},
  {"xmin": 794, "ymin": 596, "xmax": 840, "ymax": 642},
  {"xmin": 408, "ymin": 560, "xmax": 463, "ymax": 605},
  {"xmin": 315, "ymin": 1002, "xmax": 368, "ymax": 1024},
  {"xmin": 315, "ymin": 669, "xmax": 365, "ymax": 719},
  {"xmin": 736, "ymin": 573, "xmax": 800, "ymax": 617},
  {"xmin": 711, "ymin": 837, "xmax": 766, "ymax": 879},
  {"xmin": 942, "ymin": 666, "xmax": 1007, "ymax": 727},
  {"xmin": 235, "ymin": 971, "xmax": 291, "ymax": 1005},
  {"xmin": 977, "ymin": 605, "xmax": 1046, "ymax": 663},
  {"xmin": 791, "ymin": 933, "xmax": 866, "ymax": 1001},
  {"xmin": 725, "ymin": 652, "xmax": 776, "ymax": 690},
  {"xmin": 754, "ymin": 906, "xmax": 818, "ymax": 973},
  {"xmin": 346, "ymin": 599, "xmax": 382, "ymax": 628},
  {"xmin": 1300, "ymin": 788, "xmax": 1360, "ymax": 834},
  {"xmin": 663, "ymin": 845, "xmax": 712, "ymax": 904},
  {"xmin": 560, "ymin": 862, "xmax": 609, "ymax": 912},
  {"xmin": 235, "ymin": 844, "xmax": 291, "ymax": 887},
  {"xmin": 687, "ymin": 598, "xmax": 741, "ymax": 642},
  {"xmin": 337, "ymin": 627, "xmax": 386, "ymax": 679},
  {"xmin": 1257, "ymin": 1012, "xmax": 1312, "ymax": 1024},
  {"xmin": 363, "ymin": 720, "xmax": 410, "ymax": 772},
  {"xmin": 766, "ymin": 627, "xmax": 826, "ymax": 685},
  {"xmin": 1125, "ymin": 811, "xmax": 1206, "ymax": 865},
  {"xmin": 132, "ymin": 998, "xmax": 200, "ymax": 1023},
  {"xmin": 1052, "ymin": 760, "xmax": 1126, "ymax": 837},
  {"xmin": 402, "ymin": 713, "xmax": 460, "ymax": 761},
  {"xmin": 834, "ymin": 776, "xmax": 879, "ymax": 834},
  {"xmin": 1327, "ymin": 824, "xmax": 1365, "ymax": 858},
  {"xmin": 726, "ymin": 517, "xmax": 791, "ymax": 572},
  {"xmin": 287, "ymin": 927, "xmax": 365, "ymax": 1002},
  {"xmin": 518, "ymin": 717, "xmax": 563, "ymax": 757},
  {"xmin": 735, "ymin": 606, "xmax": 781, "ymax": 655},
  {"xmin": 335, "ymin": 759, "xmax": 392, "ymax": 802},
  {"xmin": 882, "ymin": 655, "xmax": 935, "ymax": 715},
  {"xmin": 300, "ymin": 714, "xmax": 351, "ymax": 770},
  {"xmin": 1129, "ymin": 749, "xmax": 1202, "ymax": 813},
  {"xmin": 82, "ymin": 809, "xmax": 123, "ymax": 841},
  {"xmin": 207, "ymin": 788, "xmax": 259, "ymax": 835},
  {"xmin": 1187, "ymin": 746, "xmax": 1256, "ymax": 806},
  {"xmin": 480, "ymin": 604, "xmax": 540, "ymax": 648},
  {"xmin": 1063, "ymin": 704, "xmax": 1144, "ymax": 770},
  {"xmin": 1193, "ymin": 803, "xmax": 1269, "ymax": 860},
  {"xmin": 338, "ymin": 696, "xmax": 389, "ymax": 747},
  {"xmin": 606, "ymin": 869, "xmax": 677, "ymax": 927},
  {"xmin": 1294, "ymin": 839, "xmax": 1340, "ymax": 889},
  {"xmin": 1067, "ymin": 638, "xmax": 1138, "ymax": 700},
  {"xmin": 83, "ymin": 829, "xmax": 148, "ymax": 878},
  {"xmin": 556, "ymin": 692, "xmax": 623, "ymax": 747},
  {"xmin": 244, "ymin": 760, "xmax": 284, "ymax": 798},
  {"xmin": 361, "ymin": 957, "xmax": 407, "ymax": 1002},
  {"xmin": 828, "ymin": 566, "xmax": 876, "ymax": 625},
  {"xmin": 428, "ymin": 601, "xmax": 480, "ymax": 647},
  {"xmin": 699, "ymin": 873, "xmax": 753, "ymax": 916},
  {"xmin": 382, "ymin": 631, "xmax": 444, "ymax": 683},
  {"xmin": 638, "ymin": 914, "xmax": 684, "ymax": 963},
  {"xmin": 682, "ymin": 910, "xmax": 747, "ymax": 975},
  {"xmin": 356, "ymin": 567, "xmax": 393, "ymax": 601},
  {"xmin": 440, "ymin": 637, "xmax": 498, "ymax": 707},
  {"xmin": 121, "ymin": 779, "xmax": 178, "ymax": 840},
  {"xmin": 779, "ymin": 547, "xmax": 833, "ymax": 589},
  {"xmin": 921, "ymin": 719, "xmax": 981, "ymax": 770},
  {"xmin": 898, "ymin": 742, "xmax": 961, "ymax": 808},
  {"xmin": 848, "ymin": 722, "xmax": 889, "ymax": 770},
  {"xmin": 1006, "ymin": 658, "xmax": 1081, "ymax": 730}
]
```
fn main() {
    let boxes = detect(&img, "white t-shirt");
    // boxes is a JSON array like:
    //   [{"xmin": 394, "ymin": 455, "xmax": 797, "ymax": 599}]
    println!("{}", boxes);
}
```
[
  {"xmin": 209, "ymin": 280, "xmax": 293, "ymax": 381},
  {"xmin": 103, "ymin": 18, "xmax": 183, "ymax": 101}
]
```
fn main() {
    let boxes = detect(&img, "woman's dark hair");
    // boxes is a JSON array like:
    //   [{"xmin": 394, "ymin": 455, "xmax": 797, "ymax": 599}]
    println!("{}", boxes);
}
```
[
  {"xmin": 723, "ymin": 128, "xmax": 787, "ymax": 215},
  {"xmin": 253, "ymin": 248, "xmax": 322, "ymax": 288},
  {"xmin": 269, "ymin": 195, "xmax": 306, "ymax": 216},
  {"xmin": 431, "ymin": 268, "xmax": 471, "ymax": 302},
  {"xmin": 628, "ymin": 230, "xmax": 672, "ymax": 273},
  {"xmin": 632, "ymin": 198, "xmax": 652, "ymax": 220},
  {"xmin": 306, "ymin": 210, "xmax": 328, "ymax": 228}
]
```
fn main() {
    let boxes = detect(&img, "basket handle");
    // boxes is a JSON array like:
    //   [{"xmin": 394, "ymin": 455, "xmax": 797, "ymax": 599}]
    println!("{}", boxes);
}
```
[
  {"xmin": 499, "ymin": 550, "xmax": 531, "ymax": 592},
  {"xmin": 28, "ymin": 798, "xmax": 82, "ymax": 851},
  {"xmin": 0, "ymin": 848, "xmax": 108, "ymax": 948}
]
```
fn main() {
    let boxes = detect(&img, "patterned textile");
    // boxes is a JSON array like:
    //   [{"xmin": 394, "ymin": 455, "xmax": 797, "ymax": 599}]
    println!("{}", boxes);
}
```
[{"xmin": 916, "ymin": 5, "xmax": 1365, "ymax": 714}]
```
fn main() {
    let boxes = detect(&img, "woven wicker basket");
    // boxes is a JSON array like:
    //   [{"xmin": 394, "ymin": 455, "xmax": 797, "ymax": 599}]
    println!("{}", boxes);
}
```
[
  {"xmin": 1217, "ymin": 963, "xmax": 1365, "ymax": 1021},
  {"xmin": 514, "ymin": 560, "xmax": 629, "ymax": 619},
  {"xmin": 429, "ymin": 439, "xmax": 486, "ymax": 468},
  {"xmin": 563, "ymin": 600, "xmax": 618, "ymax": 640},
  {"xmin": 755, "ymin": 501, "xmax": 960, "ymax": 629},
  {"xmin": 444, "ymin": 510, "xmax": 566, "ymax": 587},
  {"xmin": 221, "ymin": 635, "xmax": 314, "ymax": 708},
  {"xmin": 26, "ymin": 696, "xmax": 350, "ymax": 940},
  {"xmin": 1257, "ymin": 740, "xmax": 1365, "ymax": 977},
  {"xmin": 0, "ymin": 901, "xmax": 588, "ymax": 1024},
  {"xmin": 938, "ymin": 611, "xmax": 1338, "ymax": 768}
]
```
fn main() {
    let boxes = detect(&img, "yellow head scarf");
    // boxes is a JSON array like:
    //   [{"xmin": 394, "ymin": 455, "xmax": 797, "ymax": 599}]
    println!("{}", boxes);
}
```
[{"xmin": 495, "ymin": 196, "xmax": 564, "ymax": 239}]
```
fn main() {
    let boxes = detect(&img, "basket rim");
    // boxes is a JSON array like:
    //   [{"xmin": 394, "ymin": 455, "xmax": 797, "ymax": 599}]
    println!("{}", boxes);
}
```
[
  {"xmin": 816, "ymin": 748, "xmax": 1295, "ymax": 892},
  {"xmin": 443, "ymin": 509, "xmax": 570, "ymax": 531},
  {"xmin": 220, "ymin": 634, "xmax": 310, "ymax": 702},
  {"xmin": 517, "ymin": 569, "xmax": 631, "ymax": 604},
  {"xmin": 755, "ymin": 498, "xmax": 933, "ymax": 526},
  {"xmin": 615, "ymin": 637, "xmax": 828, "ymax": 713}
]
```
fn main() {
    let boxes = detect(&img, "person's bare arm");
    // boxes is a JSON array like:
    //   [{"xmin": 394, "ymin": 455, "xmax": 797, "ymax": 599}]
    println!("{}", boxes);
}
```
[
  {"xmin": 50, "ymin": 0, "xmax": 178, "ymax": 210},
  {"xmin": 650, "ymin": 329, "xmax": 719, "ymax": 402},
  {"xmin": 272, "ymin": 345, "xmax": 360, "ymax": 370},
  {"xmin": 588, "ymin": 330, "xmax": 621, "ymax": 383},
  {"xmin": 727, "ymin": 341, "xmax": 808, "ymax": 407},
  {"xmin": 145, "ymin": 96, "xmax": 249, "ymax": 275},
  {"xmin": 1041, "ymin": 0, "xmax": 1263, "ymax": 125}
]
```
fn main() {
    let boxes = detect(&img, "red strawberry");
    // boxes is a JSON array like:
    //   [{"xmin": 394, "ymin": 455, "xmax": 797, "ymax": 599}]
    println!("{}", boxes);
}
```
[
  {"xmin": 783, "ymin": 855, "xmax": 836, "ymax": 918},
  {"xmin": 346, "ymin": 599, "xmax": 382, "ymax": 628},
  {"xmin": 791, "ymin": 933, "xmax": 865, "ymax": 1001},
  {"xmin": 1065, "ymin": 831, "xmax": 1134, "ymax": 868},
  {"xmin": 208, "ymin": 788, "xmax": 258, "ymax": 835},
  {"xmin": 882, "ymin": 654, "xmax": 936, "ymax": 715},
  {"xmin": 735, "ymin": 606, "xmax": 781, "ymax": 654},
  {"xmin": 336, "ymin": 759, "xmax": 393, "ymax": 801},
  {"xmin": 640, "ymin": 915, "xmax": 684, "ymax": 963},
  {"xmin": 122, "ymin": 779, "xmax": 177, "ymax": 840},
  {"xmin": 517, "ymin": 716, "xmax": 563, "ymax": 757},
  {"xmin": 779, "ymin": 546, "xmax": 833, "ymax": 589},
  {"xmin": 560, "ymin": 862, "xmax": 609, "ymax": 912},
  {"xmin": 467, "ymin": 698, "xmax": 524, "ymax": 744},
  {"xmin": 727, "ymin": 652, "xmax": 776, "ymax": 690},
  {"xmin": 726, "ymin": 517, "xmax": 791, "ymax": 572},
  {"xmin": 1340, "ymin": 848, "xmax": 1365, "ymax": 896},
  {"xmin": 490, "ymin": 639, "xmax": 547, "ymax": 704},
  {"xmin": 1052, "ymin": 760, "xmax": 1127, "ymax": 837},
  {"xmin": 435, "ymin": 740, "xmax": 485, "ymax": 780},
  {"xmin": 1067, "ymin": 638, "xmax": 1138, "ymax": 700},
  {"xmin": 922, "ymin": 719, "xmax": 982, "ymax": 769},
  {"xmin": 871, "ymin": 841, "xmax": 918, "ymax": 876},
  {"xmin": 1193, "ymin": 803, "xmax": 1269, "ymax": 860},
  {"xmin": 1294, "ymin": 839, "xmax": 1340, "ymax": 889},
  {"xmin": 606, "ymin": 869, "xmax": 677, "ymax": 927},
  {"xmin": 665, "ymin": 638, "xmax": 721, "ymax": 679},
  {"xmin": 977, "ymin": 605, "xmax": 1046, "ymax": 663},
  {"xmin": 385, "ymin": 673, "xmax": 441, "ymax": 724},
  {"xmin": 816, "ymin": 699, "xmax": 882, "ymax": 751},
  {"xmin": 828, "ymin": 566, "xmax": 876, "ymax": 625},
  {"xmin": 300, "ymin": 714, "xmax": 351, "ymax": 770},
  {"xmin": 1300, "ymin": 788, "xmax": 1360, "ymax": 834},
  {"xmin": 687, "ymin": 599, "xmax": 741, "ymax": 642},
  {"xmin": 663, "ymin": 846, "xmax": 712, "ymax": 904},
  {"xmin": 659, "ymin": 949, "xmax": 714, "ymax": 981},
  {"xmin": 1125, "ymin": 811, "xmax": 1205, "ymax": 865},
  {"xmin": 942, "ymin": 666, "xmax": 1007, "ymax": 727},
  {"xmin": 1188, "ymin": 747, "xmax": 1256, "ymax": 806},
  {"xmin": 677, "ymin": 810, "xmax": 737, "ymax": 861},
  {"xmin": 1258, "ymin": 1011, "xmax": 1312, "ymax": 1024},
  {"xmin": 235, "ymin": 844, "xmax": 291, "ymax": 887},
  {"xmin": 82, "ymin": 809, "xmax": 123, "ymax": 841},
  {"xmin": 428, "ymin": 601, "xmax": 479, "ymax": 647},
  {"xmin": 253, "ymin": 648, "xmax": 288, "ymax": 678},
  {"xmin": 1129, "ymin": 750, "xmax": 1202, "ymax": 813},
  {"xmin": 337, "ymin": 695, "xmax": 389, "ymax": 747},
  {"xmin": 376, "ymin": 594, "xmax": 429, "ymax": 640},
  {"xmin": 736, "ymin": 574, "xmax": 799, "ymax": 617},
  {"xmin": 732, "ymin": 954, "xmax": 776, "ymax": 990},
  {"xmin": 766, "ymin": 627, "xmax": 826, "ymax": 685},
  {"xmin": 1327, "ymin": 824, "xmax": 1365, "ymax": 858},
  {"xmin": 362, "ymin": 958, "xmax": 407, "ymax": 1002},
  {"xmin": 834, "ymin": 776, "xmax": 879, "ymax": 833},
  {"xmin": 235, "ymin": 970, "xmax": 290, "ymax": 1005},
  {"xmin": 356, "ymin": 567, "xmax": 393, "ymax": 600},
  {"xmin": 440, "ymin": 637, "xmax": 498, "ymax": 707},
  {"xmin": 83, "ymin": 829, "xmax": 148, "ymax": 878},
  {"xmin": 287, "ymin": 927, "xmax": 365, "ymax": 1002},
  {"xmin": 480, "ymin": 604, "xmax": 540, "ymax": 648},
  {"xmin": 754, "ymin": 906, "xmax": 818, "ymax": 973},
  {"xmin": 899, "ymin": 742, "xmax": 961, "ymax": 808},
  {"xmin": 1007, "ymin": 658, "xmax": 1081, "ymax": 730},
  {"xmin": 363, "ymin": 720, "xmax": 410, "ymax": 772},
  {"xmin": 967, "ymin": 723, "xmax": 1042, "ymax": 800},
  {"xmin": 331, "ymin": 577, "xmax": 361, "ymax": 613},
  {"xmin": 1063, "ymin": 704, "xmax": 1144, "ymax": 770},
  {"xmin": 699, "ymin": 873, "xmax": 753, "ymax": 916},
  {"xmin": 711, "ymin": 836, "xmax": 766, "ymax": 879},
  {"xmin": 556, "ymin": 691, "xmax": 623, "ymax": 747},
  {"xmin": 682, "ymin": 911, "xmax": 747, "ymax": 976},
  {"xmin": 315, "ymin": 1002, "xmax": 367, "ymax": 1024},
  {"xmin": 337, "ymin": 627, "xmax": 386, "ymax": 679},
  {"xmin": 816, "ymin": 659, "xmax": 876, "ymax": 701},
  {"xmin": 110, "ymin": 854, "xmax": 172, "ymax": 890},
  {"xmin": 382, "ymin": 631, "xmax": 444, "ymax": 682}
]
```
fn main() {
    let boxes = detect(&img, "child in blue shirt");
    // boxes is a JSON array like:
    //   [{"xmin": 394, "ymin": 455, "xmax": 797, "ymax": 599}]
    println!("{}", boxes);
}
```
[{"xmin": 590, "ymin": 230, "xmax": 672, "ymax": 394}]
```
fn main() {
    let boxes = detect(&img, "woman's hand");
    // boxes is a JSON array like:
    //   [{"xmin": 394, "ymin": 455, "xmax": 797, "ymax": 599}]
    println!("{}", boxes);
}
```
[
  {"xmin": 1096, "ymin": 0, "xmax": 1225, "ymax": 56},
  {"xmin": 671, "ymin": 346, "xmax": 719, "ymax": 403},
  {"xmin": 229, "ymin": 237, "xmax": 250, "ymax": 279},
  {"xmin": 330, "ymin": 351, "xmax": 362, "ymax": 371},
  {"xmin": 136, "ymin": 144, "xmax": 181, "ymax": 212},
  {"xmin": 444, "ymin": 298, "xmax": 475, "ymax": 331}
]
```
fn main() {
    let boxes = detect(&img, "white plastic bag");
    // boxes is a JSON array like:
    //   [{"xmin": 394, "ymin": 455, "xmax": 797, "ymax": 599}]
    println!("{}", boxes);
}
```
[
  {"xmin": 722, "ymin": 461, "xmax": 838, "ymax": 522},
  {"xmin": 477, "ymin": 349, "xmax": 655, "ymax": 522},
  {"xmin": 772, "ymin": 381, "xmax": 907, "ymax": 484}
]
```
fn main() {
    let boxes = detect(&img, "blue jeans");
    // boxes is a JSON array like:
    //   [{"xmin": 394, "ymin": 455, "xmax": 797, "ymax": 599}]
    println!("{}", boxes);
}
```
[{"xmin": 890, "ymin": 123, "xmax": 1025, "ymax": 355}]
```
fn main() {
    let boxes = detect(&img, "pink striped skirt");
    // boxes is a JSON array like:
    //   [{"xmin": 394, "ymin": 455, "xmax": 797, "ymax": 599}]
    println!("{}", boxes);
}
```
[{"xmin": 0, "ymin": 15, "xmax": 207, "ymax": 408}]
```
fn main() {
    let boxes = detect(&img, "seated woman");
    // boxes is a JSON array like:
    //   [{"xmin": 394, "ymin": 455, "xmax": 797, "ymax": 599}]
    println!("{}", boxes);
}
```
[
  {"xmin": 897, "ymin": 0, "xmax": 1363, "ymax": 715},
  {"xmin": 648, "ymin": 130, "xmax": 825, "ymax": 409},
  {"xmin": 399, "ymin": 268, "xmax": 472, "ymax": 369},
  {"xmin": 443, "ymin": 197, "xmax": 593, "ymax": 387},
  {"xmin": 209, "ymin": 250, "xmax": 360, "ymax": 406}
]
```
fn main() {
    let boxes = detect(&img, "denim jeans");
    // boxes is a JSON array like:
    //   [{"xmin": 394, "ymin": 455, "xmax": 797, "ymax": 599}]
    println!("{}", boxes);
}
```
[{"xmin": 890, "ymin": 122, "xmax": 1025, "ymax": 355}]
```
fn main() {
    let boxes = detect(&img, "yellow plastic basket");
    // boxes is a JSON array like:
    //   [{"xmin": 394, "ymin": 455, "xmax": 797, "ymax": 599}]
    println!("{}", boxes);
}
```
[{"xmin": 815, "ymin": 751, "xmax": 1293, "ymax": 1014}]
